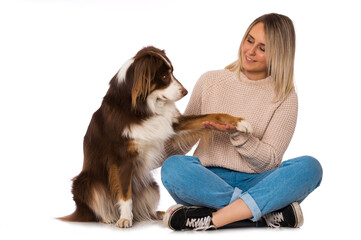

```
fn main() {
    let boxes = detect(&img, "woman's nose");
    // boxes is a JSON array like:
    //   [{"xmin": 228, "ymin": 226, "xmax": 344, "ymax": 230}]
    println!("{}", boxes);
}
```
[{"xmin": 248, "ymin": 46, "xmax": 257, "ymax": 56}]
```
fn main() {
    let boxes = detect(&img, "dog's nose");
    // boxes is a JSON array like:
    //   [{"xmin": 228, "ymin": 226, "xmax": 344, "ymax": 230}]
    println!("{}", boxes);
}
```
[{"xmin": 181, "ymin": 88, "xmax": 188, "ymax": 97}]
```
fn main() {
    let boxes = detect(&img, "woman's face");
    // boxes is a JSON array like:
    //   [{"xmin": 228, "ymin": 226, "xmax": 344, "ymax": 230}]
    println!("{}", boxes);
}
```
[{"xmin": 241, "ymin": 22, "xmax": 268, "ymax": 80}]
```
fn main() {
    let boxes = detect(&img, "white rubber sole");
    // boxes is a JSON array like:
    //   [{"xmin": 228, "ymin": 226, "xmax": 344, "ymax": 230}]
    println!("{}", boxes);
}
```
[
  {"xmin": 291, "ymin": 202, "xmax": 304, "ymax": 228},
  {"xmin": 163, "ymin": 204, "xmax": 184, "ymax": 230},
  {"xmin": 163, "ymin": 204, "xmax": 207, "ymax": 230}
]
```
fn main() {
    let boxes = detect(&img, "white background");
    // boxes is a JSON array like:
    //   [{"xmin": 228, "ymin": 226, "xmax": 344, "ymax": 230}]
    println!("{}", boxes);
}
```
[{"xmin": 1, "ymin": 0, "xmax": 360, "ymax": 239}]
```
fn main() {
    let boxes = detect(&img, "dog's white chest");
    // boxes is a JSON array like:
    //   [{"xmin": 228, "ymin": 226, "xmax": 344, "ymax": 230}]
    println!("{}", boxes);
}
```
[{"xmin": 122, "ymin": 102, "xmax": 179, "ymax": 169}]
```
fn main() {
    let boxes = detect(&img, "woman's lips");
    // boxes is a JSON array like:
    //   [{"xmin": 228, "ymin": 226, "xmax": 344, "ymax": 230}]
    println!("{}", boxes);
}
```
[{"xmin": 245, "ymin": 56, "xmax": 256, "ymax": 63}]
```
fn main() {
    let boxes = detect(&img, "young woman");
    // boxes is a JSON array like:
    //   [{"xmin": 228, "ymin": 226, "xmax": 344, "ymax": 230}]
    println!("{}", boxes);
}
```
[{"xmin": 161, "ymin": 13, "xmax": 323, "ymax": 230}]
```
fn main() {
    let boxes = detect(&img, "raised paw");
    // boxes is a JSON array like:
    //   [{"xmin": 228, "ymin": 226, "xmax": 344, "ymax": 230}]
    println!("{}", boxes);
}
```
[
  {"xmin": 116, "ymin": 218, "xmax": 133, "ymax": 228},
  {"xmin": 236, "ymin": 120, "xmax": 253, "ymax": 134}
]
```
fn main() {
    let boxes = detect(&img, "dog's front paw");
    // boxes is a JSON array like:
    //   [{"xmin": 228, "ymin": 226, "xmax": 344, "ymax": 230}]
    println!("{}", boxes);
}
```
[
  {"xmin": 116, "ymin": 218, "xmax": 133, "ymax": 228},
  {"xmin": 237, "ymin": 120, "xmax": 253, "ymax": 134}
]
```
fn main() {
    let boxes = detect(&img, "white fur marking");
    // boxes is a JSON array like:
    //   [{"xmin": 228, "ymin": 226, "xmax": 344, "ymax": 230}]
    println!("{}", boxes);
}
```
[
  {"xmin": 237, "ymin": 120, "xmax": 253, "ymax": 134},
  {"xmin": 122, "ymin": 98, "xmax": 179, "ymax": 171},
  {"xmin": 162, "ymin": 76, "xmax": 184, "ymax": 101},
  {"xmin": 117, "ymin": 58, "xmax": 134, "ymax": 84},
  {"xmin": 148, "ymin": 76, "xmax": 184, "ymax": 103},
  {"xmin": 122, "ymin": 103, "xmax": 178, "ymax": 142},
  {"xmin": 116, "ymin": 199, "xmax": 133, "ymax": 228}
]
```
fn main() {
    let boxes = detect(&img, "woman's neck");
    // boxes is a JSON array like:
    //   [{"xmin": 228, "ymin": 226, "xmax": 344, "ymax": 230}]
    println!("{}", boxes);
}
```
[{"xmin": 242, "ymin": 70, "xmax": 268, "ymax": 80}]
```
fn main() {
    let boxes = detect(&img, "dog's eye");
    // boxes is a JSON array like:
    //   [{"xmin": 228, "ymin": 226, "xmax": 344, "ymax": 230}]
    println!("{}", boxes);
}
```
[{"xmin": 161, "ymin": 74, "xmax": 169, "ymax": 80}]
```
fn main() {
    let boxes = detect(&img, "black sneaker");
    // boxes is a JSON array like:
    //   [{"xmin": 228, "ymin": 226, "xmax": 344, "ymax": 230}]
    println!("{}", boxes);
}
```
[
  {"xmin": 262, "ymin": 202, "xmax": 304, "ymax": 228},
  {"xmin": 163, "ymin": 204, "xmax": 217, "ymax": 231}
]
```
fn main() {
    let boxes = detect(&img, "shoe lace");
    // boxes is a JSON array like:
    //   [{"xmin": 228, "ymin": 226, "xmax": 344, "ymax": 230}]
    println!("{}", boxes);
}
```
[
  {"xmin": 185, "ymin": 216, "xmax": 214, "ymax": 231},
  {"xmin": 263, "ymin": 212, "xmax": 284, "ymax": 228}
]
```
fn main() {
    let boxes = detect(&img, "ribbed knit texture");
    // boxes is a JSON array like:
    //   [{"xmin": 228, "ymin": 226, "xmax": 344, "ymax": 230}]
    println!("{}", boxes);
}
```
[{"xmin": 165, "ymin": 69, "xmax": 298, "ymax": 173}]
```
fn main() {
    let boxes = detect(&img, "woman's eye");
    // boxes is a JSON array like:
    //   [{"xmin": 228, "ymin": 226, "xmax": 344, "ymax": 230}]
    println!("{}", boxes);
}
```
[{"xmin": 259, "ymin": 47, "xmax": 265, "ymax": 52}]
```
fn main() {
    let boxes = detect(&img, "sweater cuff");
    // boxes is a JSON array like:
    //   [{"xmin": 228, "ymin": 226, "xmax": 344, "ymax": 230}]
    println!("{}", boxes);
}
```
[{"xmin": 229, "ymin": 132, "xmax": 251, "ymax": 147}]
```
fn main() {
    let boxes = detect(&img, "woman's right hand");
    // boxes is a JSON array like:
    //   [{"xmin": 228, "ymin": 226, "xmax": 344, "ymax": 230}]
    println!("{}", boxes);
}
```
[{"xmin": 202, "ymin": 121, "xmax": 238, "ymax": 134}]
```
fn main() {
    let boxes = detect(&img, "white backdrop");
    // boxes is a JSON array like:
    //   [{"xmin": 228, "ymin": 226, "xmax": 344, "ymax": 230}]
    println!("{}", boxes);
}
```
[{"xmin": 1, "ymin": 0, "xmax": 360, "ymax": 239}]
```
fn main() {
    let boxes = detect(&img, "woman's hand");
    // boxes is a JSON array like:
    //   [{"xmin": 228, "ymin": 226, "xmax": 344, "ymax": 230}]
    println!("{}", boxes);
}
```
[{"xmin": 202, "ymin": 121, "xmax": 238, "ymax": 134}]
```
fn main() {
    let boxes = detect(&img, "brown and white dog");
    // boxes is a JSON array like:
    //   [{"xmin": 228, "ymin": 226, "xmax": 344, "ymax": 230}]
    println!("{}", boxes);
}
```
[{"xmin": 59, "ymin": 46, "xmax": 252, "ymax": 228}]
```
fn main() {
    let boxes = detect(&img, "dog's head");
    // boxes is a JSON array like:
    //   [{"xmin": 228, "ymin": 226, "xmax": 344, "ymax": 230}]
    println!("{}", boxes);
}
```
[{"xmin": 116, "ymin": 46, "xmax": 188, "ymax": 109}]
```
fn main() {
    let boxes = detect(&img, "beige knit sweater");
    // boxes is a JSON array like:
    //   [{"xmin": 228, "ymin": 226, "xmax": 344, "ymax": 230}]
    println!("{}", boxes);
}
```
[{"xmin": 165, "ymin": 69, "xmax": 298, "ymax": 173}]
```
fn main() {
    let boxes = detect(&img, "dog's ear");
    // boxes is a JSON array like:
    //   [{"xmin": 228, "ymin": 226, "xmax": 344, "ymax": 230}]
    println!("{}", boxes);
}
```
[{"xmin": 131, "ymin": 55, "xmax": 159, "ymax": 108}]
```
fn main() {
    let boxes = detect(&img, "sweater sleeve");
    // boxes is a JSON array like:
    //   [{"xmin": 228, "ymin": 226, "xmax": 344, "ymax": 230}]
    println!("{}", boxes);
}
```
[{"xmin": 229, "ymin": 90, "xmax": 298, "ymax": 173}]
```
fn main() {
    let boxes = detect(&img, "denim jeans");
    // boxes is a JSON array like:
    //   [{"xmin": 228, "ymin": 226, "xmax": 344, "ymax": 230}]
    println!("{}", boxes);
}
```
[{"xmin": 161, "ymin": 155, "xmax": 322, "ymax": 221}]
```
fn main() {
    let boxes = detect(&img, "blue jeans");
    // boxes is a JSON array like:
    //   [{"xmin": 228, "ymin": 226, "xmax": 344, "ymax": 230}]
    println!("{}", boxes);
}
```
[{"xmin": 161, "ymin": 155, "xmax": 322, "ymax": 221}]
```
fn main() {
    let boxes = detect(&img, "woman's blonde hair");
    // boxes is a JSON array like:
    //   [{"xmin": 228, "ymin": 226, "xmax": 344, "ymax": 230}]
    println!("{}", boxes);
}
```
[{"xmin": 226, "ymin": 13, "xmax": 296, "ymax": 102}]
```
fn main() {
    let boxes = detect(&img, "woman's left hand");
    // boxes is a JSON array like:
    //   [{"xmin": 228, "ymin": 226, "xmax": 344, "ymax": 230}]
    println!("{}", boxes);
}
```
[{"xmin": 202, "ymin": 121, "xmax": 238, "ymax": 134}]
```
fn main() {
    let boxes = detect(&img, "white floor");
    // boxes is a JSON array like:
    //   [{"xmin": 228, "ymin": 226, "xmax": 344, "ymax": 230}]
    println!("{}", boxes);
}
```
[
  {"xmin": 0, "ymin": 170, "xmax": 355, "ymax": 240},
  {"xmin": 0, "ymin": 206, "xmax": 350, "ymax": 240},
  {"xmin": 0, "ymin": 220, "xmax": 306, "ymax": 240}
]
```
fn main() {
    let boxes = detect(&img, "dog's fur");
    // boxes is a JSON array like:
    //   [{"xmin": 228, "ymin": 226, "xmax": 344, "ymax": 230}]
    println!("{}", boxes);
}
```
[{"xmin": 59, "ymin": 46, "xmax": 252, "ymax": 228}]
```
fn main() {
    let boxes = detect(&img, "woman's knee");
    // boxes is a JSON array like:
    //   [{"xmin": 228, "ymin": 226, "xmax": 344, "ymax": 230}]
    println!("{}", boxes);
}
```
[
  {"xmin": 161, "ymin": 155, "xmax": 196, "ymax": 188},
  {"xmin": 161, "ymin": 156, "xmax": 179, "ymax": 185},
  {"xmin": 162, "ymin": 155, "xmax": 188, "ymax": 175},
  {"xmin": 303, "ymin": 155, "xmax": 322, "ymax": 173},
  {"xmin": 298, "ymin": 155, "xmax": 323, "ymax": 186}
]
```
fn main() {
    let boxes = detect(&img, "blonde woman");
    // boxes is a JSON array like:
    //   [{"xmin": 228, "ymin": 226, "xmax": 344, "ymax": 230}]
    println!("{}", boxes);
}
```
[{"xmin": 161, "ymin": 13, "xmax": 323, "ymax": 230}]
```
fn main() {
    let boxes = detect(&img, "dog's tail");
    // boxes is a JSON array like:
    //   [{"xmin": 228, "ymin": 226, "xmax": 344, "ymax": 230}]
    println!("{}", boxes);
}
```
[{"xmin": 58, "ymin": 202, "xmax": 97, "ymax": 222}]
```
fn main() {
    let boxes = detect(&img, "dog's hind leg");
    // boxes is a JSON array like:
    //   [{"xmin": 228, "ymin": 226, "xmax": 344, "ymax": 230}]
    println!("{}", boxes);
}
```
[
  {"xmin": 58, "ymin": 198, "xmax": 97, "ymax": 222},
  {"xmin": 59, "ymin": 172, "xmax": 98, "ymax": 222},
  {"xmin": 89, "ymin": 184, "xmax": 119, "ymax": 224}
]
